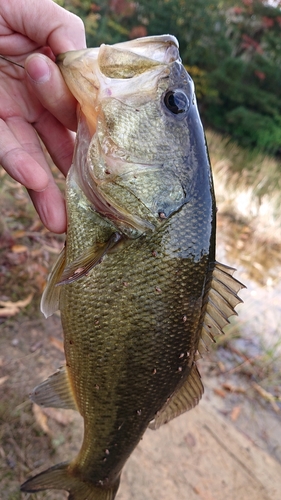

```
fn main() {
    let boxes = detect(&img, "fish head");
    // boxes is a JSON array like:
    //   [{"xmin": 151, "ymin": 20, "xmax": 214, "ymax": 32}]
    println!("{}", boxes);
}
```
[{"xmin": 58, "ymin": 35, "xmax": 213, "ymax": 237}]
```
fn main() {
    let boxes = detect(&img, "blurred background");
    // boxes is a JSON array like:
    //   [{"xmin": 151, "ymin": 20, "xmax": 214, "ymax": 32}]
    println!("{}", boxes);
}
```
[
  {"xmin": 61, "ymin": 0, "xmax": 281, "ymax": 155},
  {"xmin": 0, "ymin": 1, "xmax": 281, "ymax": 498}
]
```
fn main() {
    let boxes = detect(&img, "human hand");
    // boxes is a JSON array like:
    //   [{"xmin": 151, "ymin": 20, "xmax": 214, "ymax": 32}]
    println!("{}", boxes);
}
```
[{"xmin": 0, "ymin": 0, "xmax": 86, "ymax": 232}]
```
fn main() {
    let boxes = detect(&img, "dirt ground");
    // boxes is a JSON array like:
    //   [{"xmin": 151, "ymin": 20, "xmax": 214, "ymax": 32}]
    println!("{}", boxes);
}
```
[{"xmin": 1, "ymin": 311, "xmax": 281, "ymax": 500}]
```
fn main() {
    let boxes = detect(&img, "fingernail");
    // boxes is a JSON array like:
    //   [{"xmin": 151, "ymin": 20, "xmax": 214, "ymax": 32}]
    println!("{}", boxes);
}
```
[{"xmin": 25, "ymin": 55, "xmax": 51, "ymax": 84}]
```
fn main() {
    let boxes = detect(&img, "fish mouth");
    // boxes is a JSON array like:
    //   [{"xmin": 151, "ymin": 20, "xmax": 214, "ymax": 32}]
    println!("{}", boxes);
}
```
[
  {"xmin": 57, "ymin": 34, "xmax": 179, "ymax": 70},
  {"xmin": 57, "ymin": 35, "xmax": 180, "ymax": 132}
]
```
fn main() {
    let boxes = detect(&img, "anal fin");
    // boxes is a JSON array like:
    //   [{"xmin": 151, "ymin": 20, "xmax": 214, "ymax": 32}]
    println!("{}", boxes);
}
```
[
  {"xmin": 30, "ymin": 366, "xmax": 78, "ymax": 411},
  {"xmin": 149, "ymin": 363, "xmax": 203, "ymax": 430}
]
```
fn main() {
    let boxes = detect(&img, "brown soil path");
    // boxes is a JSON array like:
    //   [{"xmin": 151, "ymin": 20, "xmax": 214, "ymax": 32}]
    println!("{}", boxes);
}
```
[{"xmin": 120, "ymin": 399, "xmax": 281, "ymax": 500}]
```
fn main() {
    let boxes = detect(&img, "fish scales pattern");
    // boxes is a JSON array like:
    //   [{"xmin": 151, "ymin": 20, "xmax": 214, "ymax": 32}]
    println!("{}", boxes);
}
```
[{"xmin": 59, "ymin": 170, "xmax": 212, "ymax": 485}]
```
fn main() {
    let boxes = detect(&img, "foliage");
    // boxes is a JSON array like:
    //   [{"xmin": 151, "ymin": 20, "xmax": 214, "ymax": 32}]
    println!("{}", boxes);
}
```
[
  {"xmin": 56, "ymin": 0, "xmax": 281, "ymax": 154},
  {"xmin": 204, "ymin": 0, "xmax": 281, "ymax": 153}
]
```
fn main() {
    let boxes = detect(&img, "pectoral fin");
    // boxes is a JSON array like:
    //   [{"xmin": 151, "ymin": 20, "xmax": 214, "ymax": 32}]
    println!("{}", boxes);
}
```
[
  {"xmin": 40, "ymin": 247, "xmax": 66, "ymax": 318},
  {"xmin": 57, "ymin": 232, "xmax": 121, "ymax": 285},
  {"xmin": 30, "ymin": 366, "xmax": 78, "ymax": 411},
  {"xmin": 149, "ymin": 363, "xmax": 203, "ymax": 430}
]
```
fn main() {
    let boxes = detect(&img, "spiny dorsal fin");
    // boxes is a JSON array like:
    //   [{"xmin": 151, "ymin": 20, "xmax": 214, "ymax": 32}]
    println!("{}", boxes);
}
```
[
  {"xmin": 149, "ymin": 363, "xmax": 203, "ymax": 430},
  {"xmin": 30, "ymin": 366, "xmax": 78, "ymax": 411},
  {"xmin": 40, "ymin": 247, "xmax": 66, "ymax": 318},
  {"xmin": 199, "ymin": 261, "xmax": 245, "ymax": 353}
]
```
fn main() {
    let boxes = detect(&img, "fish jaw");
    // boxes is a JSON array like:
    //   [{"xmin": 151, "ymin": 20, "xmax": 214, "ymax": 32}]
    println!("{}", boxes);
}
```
[{"xmin": 57, "ymin": 35, "xmax": 180, "ymax": 135}]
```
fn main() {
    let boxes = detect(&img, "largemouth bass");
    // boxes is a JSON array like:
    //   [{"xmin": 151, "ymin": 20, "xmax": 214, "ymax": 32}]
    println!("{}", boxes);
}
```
[{"xmin": 21, "ymin": 35, "xmax": 244, "ymax": 500}]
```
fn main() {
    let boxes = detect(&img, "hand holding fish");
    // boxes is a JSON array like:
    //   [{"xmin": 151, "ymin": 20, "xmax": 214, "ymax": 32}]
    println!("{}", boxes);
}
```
[{"xmin": 0, "ymin": 0, "xmax": 86, "ymax": 232}]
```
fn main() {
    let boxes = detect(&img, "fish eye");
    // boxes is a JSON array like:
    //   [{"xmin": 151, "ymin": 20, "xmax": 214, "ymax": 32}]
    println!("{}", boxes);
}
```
[{"xmin": 164, "ymin": 90, "xmax": 189, "ymax": 114}]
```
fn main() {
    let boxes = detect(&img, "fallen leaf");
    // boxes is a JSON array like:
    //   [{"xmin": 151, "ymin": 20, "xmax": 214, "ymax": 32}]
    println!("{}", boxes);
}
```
[
  {"xmin": 252, "ymin": 382, "xmax": 280, "ymax": 413},
  {"xmin": 222, "ymin": 383, "xmax": 246, "ymax": 394},
  {"xmin": 192, "ymin": 486, "xmax": 216, "ymax": 500},
  {"xmin": 213, "ymin": 388, "xmax": 226, "ymax": 398},
  {"xmin": 11, "ymin": 244, "xmax": 28, "ymax": 253},
  {"xmin": 0, "ymin": 375, "xmax": 9, "ymax": 386},
  {"xmin": 32, "ymin": 403, "xmax": 52, "ymax": 436},
  {"xmin": 217, "ymin": 361, "xmax": 226, "ymax": 373},
  {"xmin": 230, "ymin": 405, "xmax": 241, "ymax": 421},
  {"xmin": 11, "ymin": 230, "xmax": 26, "ymax": 239},
  {"xmin": 49, "ymin": 336, "xmax": 64, "ymax": 353},
  {"xmin": 0, "ymin": 293, "xmax": 33, "ymax": 317},
  {"xmin": 30, "ymin": 249, "xmax": 45, "ymax": 258}
]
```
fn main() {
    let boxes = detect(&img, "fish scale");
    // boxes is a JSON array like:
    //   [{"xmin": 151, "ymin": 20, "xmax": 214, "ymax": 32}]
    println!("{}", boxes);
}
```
[
  {"xmin": 57, "ymin": 170, "xmax": 211, "ymax": 485},
  {"xmin": 21, "ymin": 35, "xmax": 244, "ymax": 500}
]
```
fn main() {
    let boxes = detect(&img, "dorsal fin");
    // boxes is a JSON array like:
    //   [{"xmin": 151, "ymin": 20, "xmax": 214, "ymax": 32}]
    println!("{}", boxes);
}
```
[{"xmin": 199, "ymin": 261, "xmax": 245, "ymax": 353}]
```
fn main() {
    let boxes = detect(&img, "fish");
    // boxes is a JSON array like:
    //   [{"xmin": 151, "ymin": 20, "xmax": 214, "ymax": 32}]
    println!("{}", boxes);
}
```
[{"xmin": 20, "ymin": 35, "xmax": 244, "ymax": 499}]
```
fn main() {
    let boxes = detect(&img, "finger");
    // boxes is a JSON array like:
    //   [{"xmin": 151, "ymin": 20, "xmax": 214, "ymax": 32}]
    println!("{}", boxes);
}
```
[
  {"xmin": 25, "ymin": 54, "xmax": 78, "ymax": 132},
  {"xmin": 1, "ymin": 0, "xmax": 86, "ymax": 54},
  {"xmin": 2, "ymin": 115, "xmax": 67, "ymax": 233},
  {"xmin": 47, "ymin": 6, "xmax": 86, "ymax": 54},
  {"xmin": 0, "ymin": 125, "xmax": 67, "ymax": 233},
  {"xmin": 35, "ymin": 110, "xmax": 75, "ymax": 178},
  {"xmin": 0, "ymin": 118, "xmax": 49, "ymax": 191},
  {"xmin": 29, "ymin": 183, "xmax": 67, "ymax": 234}
]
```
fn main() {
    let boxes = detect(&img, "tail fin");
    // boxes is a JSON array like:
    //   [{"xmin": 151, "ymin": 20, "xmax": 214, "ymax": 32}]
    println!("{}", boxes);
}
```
[{"xmin": 20, "ymin": 462, "xmax": 120, "ymax": 500}]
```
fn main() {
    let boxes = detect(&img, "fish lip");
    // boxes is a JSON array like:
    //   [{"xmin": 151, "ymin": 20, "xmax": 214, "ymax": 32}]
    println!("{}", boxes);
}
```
[
  {"xmin": 56, "ymin": 34, "xmax": 180, "ymax": 68},
  {"xmin": 111, "ymin": 34, "xmax": 179, "ymax": 64},
  {"xmin": 56, "ymin": 47, "xmax": 100, "ymax": 65},
  {"xmin": 124, "ymin": 34, "xmax": 179, "ymax": 47}
]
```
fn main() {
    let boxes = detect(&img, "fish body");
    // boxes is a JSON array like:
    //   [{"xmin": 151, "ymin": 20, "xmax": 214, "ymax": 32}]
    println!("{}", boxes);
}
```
[{"xmin": 21, "ymin": 35, "xmax": 243, "ymax": 499}]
